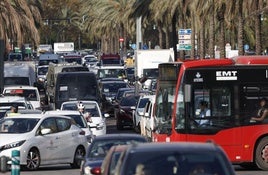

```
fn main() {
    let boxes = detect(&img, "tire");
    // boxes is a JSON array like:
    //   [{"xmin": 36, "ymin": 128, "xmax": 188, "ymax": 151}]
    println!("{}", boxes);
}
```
[
  {"xmin": 25, "ymin": 148, "xmax": 40, "ymax": 170},
  {"xmin": 255, "ymin": 136, "xmax": 268, "ymax": 170},
  {"xmin": 71, "ymin": 146, "xmax": 86, "ymax": 169}
]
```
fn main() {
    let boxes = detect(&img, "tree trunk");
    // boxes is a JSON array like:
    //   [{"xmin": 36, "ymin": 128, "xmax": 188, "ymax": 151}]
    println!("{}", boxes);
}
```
[
  {"xmin": 237, "ymin": 0, "xmax": 244, "ymax": 56},
  {"xmin": 254, "ymin": 0, "xmax": 262, "ymax": 55},
  {"xmin": 217, "ymin": 4, "xmax": 226, "ymax": 58},
  {"xmin": 157, "ymin": 22, "xmax": 163, "ymax": 49},
  {"xmin": 190, "ymin": 14, "xmax": 196, "ymax": 59},
  {"xmin": 208, "ymin": 6, "xmax": 215, "ymax": 59},
  {"xmin": 200, "ymin": 20, "xmax": 205, "ymax": 59}
]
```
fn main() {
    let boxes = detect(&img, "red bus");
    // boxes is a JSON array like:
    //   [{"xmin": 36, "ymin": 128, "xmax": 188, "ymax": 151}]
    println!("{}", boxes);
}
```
[{"xmin": 152, "ymin": 56, "xmax": 268, "ymax": 170}]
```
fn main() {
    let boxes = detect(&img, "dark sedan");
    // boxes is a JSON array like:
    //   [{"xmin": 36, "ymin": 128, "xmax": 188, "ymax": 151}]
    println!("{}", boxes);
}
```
[
  {"xmin": 114, "ymin": 142, "xmax": 236, "ymax": 175},
  {"xmin": 99, "ymin": 81, "xmax": 130, "ymax": 116},
  {"xmin": 79, "ymin": 133, "xmax": 147, "ymax": 175},
  {"xmin": 115, "ymin": 95, "xmax": 139, "ymax": 130}
]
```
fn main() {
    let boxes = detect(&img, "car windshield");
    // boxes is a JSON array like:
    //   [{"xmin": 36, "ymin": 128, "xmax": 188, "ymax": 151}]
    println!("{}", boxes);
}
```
[
  {"xmin": 37, "ymin": 67, "xmax": 48, "ymax": 75},
  {"xmin": 88, "ymin": 139, "xmax": 146, "ymax": 159},
  {"xmin": 138, "ymin": 98, "xmax": 149, "ymax": 108},
  {"xmin": 124, "ymin": 151, "xmax": 230, "ymax": 175},
  {"xmin": 62, "ymin": 103, "xmax": 100, "ymax": 117},
  {"xmin": 0, "ymin": 102, "xmax": 26, "ymax": 108},
  {"xmin": 103, "ymin": 83, "xmax": 128, "ymax": 93},
  {"xmin": 3, "ymin": 89, "xmax": 38, "ymax": 101},
  {"xmin": 0, "ymin": 118, "xmax": 39, "ymax": 133},
  {"xmin": 120, "ymin": 96, "xmax": 139, "ymax": 106},
  {"xmin": 4, "ymin": 77, "xmax": 30, "ymax": 86}
]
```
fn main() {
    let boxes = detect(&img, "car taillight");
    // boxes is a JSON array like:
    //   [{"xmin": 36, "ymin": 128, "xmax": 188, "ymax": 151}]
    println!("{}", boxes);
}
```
[
  {"xmin": 79, "ymin": 130, "xmax": 85, "ymax": 135},
  {"xmin": 90, "ymin": 167, "xmax": 101, "ymax": 175}
]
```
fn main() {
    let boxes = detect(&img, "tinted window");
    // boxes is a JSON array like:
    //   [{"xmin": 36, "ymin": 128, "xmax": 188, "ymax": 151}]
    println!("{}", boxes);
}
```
[
  {"xmin": 4, "ymin": 77, "xmax": 30, "ymax": 86},
  {"xmin": 124, "ymin": 151, "xmax": 230, "ymax": 175},
  {"xmin": 120, "ymin": 96, "xmax": 139, "ymax": 106}
]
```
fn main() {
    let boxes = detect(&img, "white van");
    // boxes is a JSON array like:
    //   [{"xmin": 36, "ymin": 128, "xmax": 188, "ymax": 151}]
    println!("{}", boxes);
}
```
[
  {"xmin": 2, "ymin": 86, "xmax": 41, "ymax": 109},
  {"xmin": 38, "ymin": 53, "xmax": 61, "ymax": 66},
  {"xmin": 4, "ymin": 62, "xmax": 36, "ymax": 87}
]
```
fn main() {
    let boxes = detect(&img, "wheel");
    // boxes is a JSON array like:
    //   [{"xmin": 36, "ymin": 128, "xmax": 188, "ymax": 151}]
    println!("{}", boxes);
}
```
[
  {"xmin": 255, "ymin": 136, "xmax": 268, "ymax": 170},
  {"xmin": 71, "ymin": 146, "xmax": 86, "ymax": 168},
  {"xmin": 26, "ymin": 148, "xmax": 40, "ymax": 170}
]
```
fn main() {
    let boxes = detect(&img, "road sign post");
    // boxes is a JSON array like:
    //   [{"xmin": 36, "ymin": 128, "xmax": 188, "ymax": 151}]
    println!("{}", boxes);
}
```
[{"xmin": 178, "ymin": 29, "xmax": 192, "ymax": 51}]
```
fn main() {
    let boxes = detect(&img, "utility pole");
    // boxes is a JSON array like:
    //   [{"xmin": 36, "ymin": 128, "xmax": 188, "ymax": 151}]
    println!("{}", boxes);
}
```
[
  {"xmin": 135, "ymin": 17, "xmax": 142, "ymax": 96},
  {"xmin": 0, "ymin": 40, "xmax": 5, "ymax": 93}
]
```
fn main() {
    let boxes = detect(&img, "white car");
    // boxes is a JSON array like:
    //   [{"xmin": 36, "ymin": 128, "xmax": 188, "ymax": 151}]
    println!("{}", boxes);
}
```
[
  {"xmin": 133, "ymin": 95, "xmax": 152, "ymax": 133},
  {"xmin": 61, "ymin": 101, "xmax": 109, "ymax": 136},
  {"xmin": 45, "ymin": 110, "xmax": 94, "ymax": 144},
  {"xmin": 2, "ymin": 85, "xmax": 41, "ymax": 109},
  {"xmin": 0, "ymin": 114, "xmax": 88, "ymax": 170},
  {"xmin": 140, "ymin": 95, "xmax": 156, "ymax": 139},
  {"xmin": 0, "ymin": 95, "xmax": 33, "ymax": 118}
]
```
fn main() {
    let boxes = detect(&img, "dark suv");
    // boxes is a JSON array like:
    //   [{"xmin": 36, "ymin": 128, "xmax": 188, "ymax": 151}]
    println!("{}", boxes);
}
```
[{"xmin": 114, "ymin": 142, "xmax": 236, "ymax": 175}]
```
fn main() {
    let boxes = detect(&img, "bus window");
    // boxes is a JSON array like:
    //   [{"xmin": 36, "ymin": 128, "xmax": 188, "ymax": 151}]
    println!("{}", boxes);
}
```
[
  {"xmin": 175, "ymin": 87, "xmax": 185, "ymax": 130},
  {"xmin": 211, "ymin": 88, "xmax": 231, "ymax": 117},
  {"xmin": 154, "ymin": 81, "xmax": 176, "ymax": 134}
]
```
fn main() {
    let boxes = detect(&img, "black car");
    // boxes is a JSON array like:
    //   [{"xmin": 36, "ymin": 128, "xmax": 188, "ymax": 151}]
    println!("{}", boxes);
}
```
[
  {"xmin": 99, "ymin": 81, "xmax": 130, "ymax": 115},
  {"xmin": 114, "ymin": 142, "xmax": 236, "ymax": 175},
  {"xmin": 79, "ymin": 133, "xmax": 147, "ymax": 175},
  {"xmin": 115, "ymin": 95, "xmax": 140, "ymax": 130}
]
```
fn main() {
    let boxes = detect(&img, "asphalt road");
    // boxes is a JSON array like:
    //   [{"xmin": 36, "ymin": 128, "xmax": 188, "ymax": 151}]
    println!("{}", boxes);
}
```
[{"xmin": 3, "ymin": 117, "xmax": 268, "ymax": 175}]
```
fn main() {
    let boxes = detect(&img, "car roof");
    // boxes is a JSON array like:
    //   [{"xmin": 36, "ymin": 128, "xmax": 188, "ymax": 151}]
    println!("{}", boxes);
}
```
[
  {"xmin": 98, "ymin": 66, "xmax": 124, "ymax": 69},
  {"xmin": 126, "ymin": 142, "xmax": 222, "ymax": 153},
  {"xmin": 45, "ymin": 110, "xmax": 82, "ymax": 115},
  {"xmin": 0, "ymin": 95, "xmax": 26, "ymax": 102},
  {"xmin": 3, "ymin": 85, "xmax": 38, "ymax": 90},
  {"xmin": 3, "ymin": 113, "xmax": 70, "ymax": 119},
  {"xmin": 61, "ymin": 100, "xmax": 98, "ymax": 105},
  {"xmin": 93, "ymin": 133, "xmax": 147, "ymax": 141},
  {"xmin": 100, "ymin": 81, "xmax": 128, "ymax": 84}
]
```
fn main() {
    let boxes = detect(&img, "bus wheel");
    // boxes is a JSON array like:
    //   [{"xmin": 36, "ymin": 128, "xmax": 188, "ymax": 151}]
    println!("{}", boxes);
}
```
[{"xmin": 255, "ymin": 137, "xmax": 268, "ymax": 170}]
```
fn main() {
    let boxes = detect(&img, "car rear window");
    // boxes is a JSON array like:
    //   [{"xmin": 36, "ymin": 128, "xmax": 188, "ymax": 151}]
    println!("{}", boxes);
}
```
[{"xmin": 124, "ymin": 151, "xmax": 231, "ymax": 175}]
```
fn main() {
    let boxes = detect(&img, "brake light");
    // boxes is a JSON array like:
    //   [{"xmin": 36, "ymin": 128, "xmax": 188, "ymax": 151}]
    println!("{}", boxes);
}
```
[{"xmin": 90, "ymin": 167, "xmax": 101, "ymax": 175}]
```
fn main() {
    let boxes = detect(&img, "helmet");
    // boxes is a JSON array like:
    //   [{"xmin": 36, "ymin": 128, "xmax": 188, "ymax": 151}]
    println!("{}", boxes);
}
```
[{"xmin": 77, "ymin": 102, "xmax": 85, "ymax": 109}]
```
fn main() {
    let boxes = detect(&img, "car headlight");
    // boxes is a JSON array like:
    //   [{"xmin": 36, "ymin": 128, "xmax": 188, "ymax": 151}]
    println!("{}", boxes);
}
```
[{"xmin": 0, "ymin": 140, "xmax": 26, "ymax": 151}]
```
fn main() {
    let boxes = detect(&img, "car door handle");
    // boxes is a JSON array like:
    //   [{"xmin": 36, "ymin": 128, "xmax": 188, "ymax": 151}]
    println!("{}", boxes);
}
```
[{"xmin": 55, "ymin": 136, "xmax": 60, "ymax": 139}]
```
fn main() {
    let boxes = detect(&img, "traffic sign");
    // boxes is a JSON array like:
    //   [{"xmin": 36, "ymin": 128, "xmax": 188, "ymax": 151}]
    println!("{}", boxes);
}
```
[
  {"xmin": 179, "ymin": 40, "xmax": 191, "ymax": 44},
  {"xmin": 179, "ymin": 35, "xmax": 191, "ymax": 40},
  {"xmin": 177, "ymin": 44, "xmax": 192, "ymax": 50},
  {"xmin": 178, "ymin": 29, "xmax": 192, "ymax": 35}
]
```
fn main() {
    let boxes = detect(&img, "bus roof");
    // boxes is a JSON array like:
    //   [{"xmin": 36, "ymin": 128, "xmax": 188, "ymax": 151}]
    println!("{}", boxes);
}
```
[{"xmin": 233, "ymin": 55, "xmax": 268, "ymax": 65}]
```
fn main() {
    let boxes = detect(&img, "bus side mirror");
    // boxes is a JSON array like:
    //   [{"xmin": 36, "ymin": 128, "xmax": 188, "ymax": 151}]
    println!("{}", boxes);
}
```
[{"xmin": 184, "ymin": 84, "xmax": 191, "ymax": 102}]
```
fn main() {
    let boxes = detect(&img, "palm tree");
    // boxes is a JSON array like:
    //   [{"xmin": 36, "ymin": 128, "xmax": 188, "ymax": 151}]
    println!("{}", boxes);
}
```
[{"xmin": 0, "ymin": 0, "xmax": 42, "ymax": 50}]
